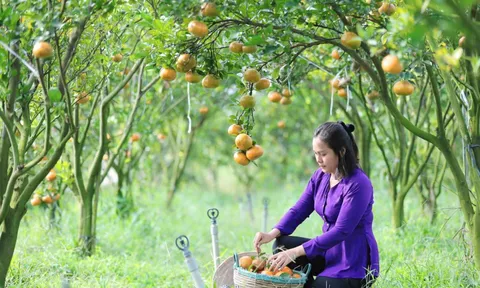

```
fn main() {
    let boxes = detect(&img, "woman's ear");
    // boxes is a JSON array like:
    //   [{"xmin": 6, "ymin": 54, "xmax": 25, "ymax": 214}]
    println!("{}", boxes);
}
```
[{"xmin": 340, "ymin": 147, "xmax": 346, "ymax": 157}]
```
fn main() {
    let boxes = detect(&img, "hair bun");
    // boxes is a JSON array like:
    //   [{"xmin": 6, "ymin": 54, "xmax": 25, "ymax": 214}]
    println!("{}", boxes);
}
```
[
  {"xmin": 346, "ymin": 124, "xmax": 355, "ymax": 133},
  {"xmin": 337, "ymin": 121, "xmax": 355, "ymax": 133}
]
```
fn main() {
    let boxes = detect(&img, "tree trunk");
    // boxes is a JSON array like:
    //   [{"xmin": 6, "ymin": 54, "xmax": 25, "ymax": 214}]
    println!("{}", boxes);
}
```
[
  {"xmin": 78, "ymin": 195, "xmax": 94, "ymax": 256},
  {"xmin": 473, "ymin": 210, "xmax": 480, "ymax": 270},
  {"xmin": 116, "ymin": 172, "xmax": 134, "ymax": 218},
  {"xmin": 427, "ymin": 187, "xmax": 438, "ymax": 225},
  {"xmin": 392, "ymin": 193, "xmax": 405, "ymax": 229},
  {"xmin": 359, "ymin": 127, "xmax": 371, "ymax": 176},
  {"xmin": 0, "ymin": 208, "xmax": 25, "ymax": 287},
  {"xmin": 468, "ymin": 136, "xmax": 480, "ymax": 269},
  {"xmin": 246, "ymin": 192, "xmax": 254, "ymax": 222},
  {"xmin": 116, "ymin": 172, "xmax": 126, "ymax": 216},
  {"xmin": 166, "ymin": 189, "xmax": 175, "ymax": 208},
  {"xmin": 49, "ymin": 203, "xmax": 57, "ymax": 229}
]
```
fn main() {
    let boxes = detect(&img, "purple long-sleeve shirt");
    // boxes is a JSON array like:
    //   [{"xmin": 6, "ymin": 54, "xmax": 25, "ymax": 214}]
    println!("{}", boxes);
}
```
[{"xmin": 274, "ymin": 168, "xmax": 380, "ymax": 279}]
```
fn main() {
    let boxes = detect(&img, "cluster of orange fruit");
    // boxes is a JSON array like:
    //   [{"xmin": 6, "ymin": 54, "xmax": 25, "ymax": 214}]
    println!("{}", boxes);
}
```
[
  {"xmin": 267, "ymin": 87, "xmax": 293, "ymax": 105},
  {"xmin": 228, "ymin": 128, "xmax": 264, "ymax": 166},
  {"xmin": 238, "ymin": 68, "xmax": 270, "ymax": 109},
  {"xmin": 328, "ymin": 4, "xmax": 414, "ymax": 99},
  {"xmin": 381, "ymin": 55, "xmax": 415, "ymax": 96},
  {"xmin": 239, "ymin": 255, "xmax": 301, "ymax": 278},
  {"xmin": 31, "ymin": 170, "xmax": 61, "ymax": 206},
  {"xmin": 30, "ymin": 193, "xmax": 61, "ymax": 206},
  {"xmin": 329, "ymin": 77, "xmax": 351, "ymax": 99},
  {"xmin": 32, "ymin": 41, "xmax": 92, "ymax": 105},
  {"xmin": 159, "ymin": 3, "xmax": 221, "ymax": 88},
  {"xmin": 329, "ymin": 53, "xmax": 414, "ymax": 98}
]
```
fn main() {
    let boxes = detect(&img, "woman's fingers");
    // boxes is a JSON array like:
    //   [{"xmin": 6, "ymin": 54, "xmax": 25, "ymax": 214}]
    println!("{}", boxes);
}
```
[
  {"xmin": 268, "ymin": 253, "xmax": 288, "ymax": 272},
  {"xmin": 253, "ymin": 233, "xmax": 263, "ymax": 253}
]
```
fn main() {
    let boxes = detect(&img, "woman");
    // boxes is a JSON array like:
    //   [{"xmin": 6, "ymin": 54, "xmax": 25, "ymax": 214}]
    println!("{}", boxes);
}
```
[{"xmin": 253, "ymin": 121, "xmax": 379, "ymax": 288}]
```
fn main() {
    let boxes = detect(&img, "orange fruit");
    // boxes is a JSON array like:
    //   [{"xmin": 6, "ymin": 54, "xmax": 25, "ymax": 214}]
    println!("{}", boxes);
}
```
[
  {"xmin": 292, "ymin": 273, "xmax": 301, "ymax": 278},
  {"xmin": 76, "ymin": 92, "xmax": 90, "ymax": 104},
  {"xmin": 228, "ymin": 124, "xmax": 243, "ymax": 136},
  {"xmin": 32, "ymin": 41, "xmax": 53, "ymax": 58},
  {"xmin": 261, "ymin": 270, "xmax": 275, "ymax": 276},
  {"xmin": 239, "ymin": 95, "xmax": 255, "ymax": 109},
  {"xmin": 280, "ymin": 97, "xmax": 292, "ymax": 105},
  {"xmin": 330, "ymin": 79, "xmax": 341, "ymax": 89},
  {"xmin": 46, "ymin": 170, "xmax": 57, "ymax": 182},
  {"xmin": 103, "ymin": 154, "xmax": 109, "ymax": 161},
  {"xmin": 254, "ymin": 78, "xmax": 271, "ymax": 90},
  {"xmin": 185, "ymin": 72, "xmax": 202, "ymax": 83},
  {"xmin": 280, "ymin": 266, "xmax": 293, "ymax": 276},
  {"xmin": 393, "ymin": 80, "xmax": 415, "ymax": 96},
  {"xmin": 130, "ymin": 133, "xmax": 141, "ymax": 142},
  {"xmin": 246, "ymin": 145, "xmax": 264, "ymax": 161},
  {"xmin": 338, "ymin": 88, "xmax": 347, "ymax": 98},
  {"xmin": 268, "ymin": 91, "xmax": 282, "ymax": 103},
  {"xmin": 199, "ymin": 106, "xmax": 209, "ymax": 115},
  {"xmin": 244, "ymin": 69, "xmax": 261, "ymax": 83},
  {"xmin": 202, "ymin": 74, "xmax": 220, "ymax": 88},
  {"xmin": 31, "ymin": 195, "xmax": 42, "ymax": 206},
  {"xmin": 367, "ymin": 90, "xmax": 380, "ymax": 100},
  {"xmin": 251, "ymin": 258, "xmax": 267, "ymax": 271},
  {"xmin": 277, "ymin": 120, "xmax": 286, "ymax": 129},
  {"xmin": 239, "ymin": 256, "xmax": 253, "ymax": 269},
  {"xmin": 332, "ymin": 49, "xmax": 341, "ymax": 60},
  {"xmin": 234, "ymin": 151, "xmax": 250, "ymax": 166},
  {"xmin": 157, "ymin": 133, "xmax": 167, "ymax": 141},
  {"xmin": 42, "ymin": 195, "xmax": 53, "ymax": 204},
  {"xmin": 160, "ymin": 68, "xmax": 176, "ymax": 81},
  {"xmin": 381, "ymin": 55, "xmax": 402, "ymax": 74},
  {"xmin": 378, "ymin": 2, "xmax": 396, "ymax": 15},
  {"xmin": 53, "ymin": 194, "xmax": 61, "ymax": 201},
  {"xmin": 188, "ymin": 20, "xmax": 208, "ymax": 37},
  {"xmin": 242, "ymin": 45, "xmax": 257, "ymax": 53},
  {"xmin": 341, "ymin": 32, "xmax": 362, "ymax": 49},
  {"xmin": 176, "ymin": 54, "xmax": 197, "ymax": 72},
  {"xmin": 282, "ymin": 88, "xmax": 292, "ymax": 97},
  {"xmin": 235, "ymin": 133, "xmax": 253, "ymax": 150},
  {"xmin": 201, "ymin": 2, "xmax": 219, "ymax": 17},
  {"xmin": 229, "ymin": 41, "xmax": 243, "ymax": 53},
  {"xmin": 112, "ymin": 53, "xmax": 123, "ymax": 62}
]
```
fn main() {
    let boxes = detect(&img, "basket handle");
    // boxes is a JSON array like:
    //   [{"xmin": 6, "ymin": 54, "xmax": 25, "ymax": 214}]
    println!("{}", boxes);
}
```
[
  {"xmin": 302, "ymin": 263, "xmax": 312, "ymax": 277},
  {"xmin": 233, "ymin": 253, "xmax": 239, "ymax": 268}
]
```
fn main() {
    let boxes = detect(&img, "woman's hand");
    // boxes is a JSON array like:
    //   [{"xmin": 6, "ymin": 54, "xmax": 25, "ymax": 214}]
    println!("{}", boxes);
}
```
[
  {"xmin": 267, "ymin": 249, "xmax": 297, "ymax": 272},
  {"xmin": 253, "ymin": 229, "xmax": 279, "ymax": 253}
]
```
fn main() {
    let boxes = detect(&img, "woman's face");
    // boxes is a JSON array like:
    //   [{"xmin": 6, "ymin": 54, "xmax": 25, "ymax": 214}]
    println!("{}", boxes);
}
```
[{"xmin": 312, "ymin": 137, "xmax": 339, "ymax": 175}]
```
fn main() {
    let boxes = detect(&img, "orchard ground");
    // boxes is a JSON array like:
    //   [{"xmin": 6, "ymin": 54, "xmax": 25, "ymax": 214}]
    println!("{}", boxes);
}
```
[{"xmin": 8, "ymin": 167, "xmax": 478, "ymax": 287}]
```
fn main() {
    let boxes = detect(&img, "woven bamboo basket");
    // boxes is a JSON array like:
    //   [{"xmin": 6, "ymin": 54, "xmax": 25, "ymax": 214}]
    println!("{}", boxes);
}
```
[
  {"xmin": 233, "ymin": 253, "xmax": 311, "ymax": 288},
  {"xmin": 213, "ymin": 252, "xmax": 258, "ymax": 288}
]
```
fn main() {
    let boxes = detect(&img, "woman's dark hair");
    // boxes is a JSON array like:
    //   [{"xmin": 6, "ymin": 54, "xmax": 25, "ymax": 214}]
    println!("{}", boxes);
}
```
[{"xmin": 313, "ymin": 121, "xmax": 359, "ymax": 177}]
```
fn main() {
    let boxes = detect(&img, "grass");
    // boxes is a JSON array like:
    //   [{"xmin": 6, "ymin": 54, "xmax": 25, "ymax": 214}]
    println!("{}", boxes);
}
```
[{"xmin": 6, "ymin": 173, "xmax": 480, "ymax": 287}]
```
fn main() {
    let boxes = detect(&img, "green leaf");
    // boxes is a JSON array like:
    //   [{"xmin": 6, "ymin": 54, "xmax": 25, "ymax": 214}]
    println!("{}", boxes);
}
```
[
  {"xmin": 48, "ymin": 88, "xmax": 62, "ymax": 102},
  {"xmin": 272, "ymin": 67, "xmax": 280, "ymax": 79},
  {"xmin": 244, "ymin": 35, "xmax": 266, "ymax": 46},
  {"xmin": 263, "ymin": 45, "xmax": 278, "ymax": 54}
]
